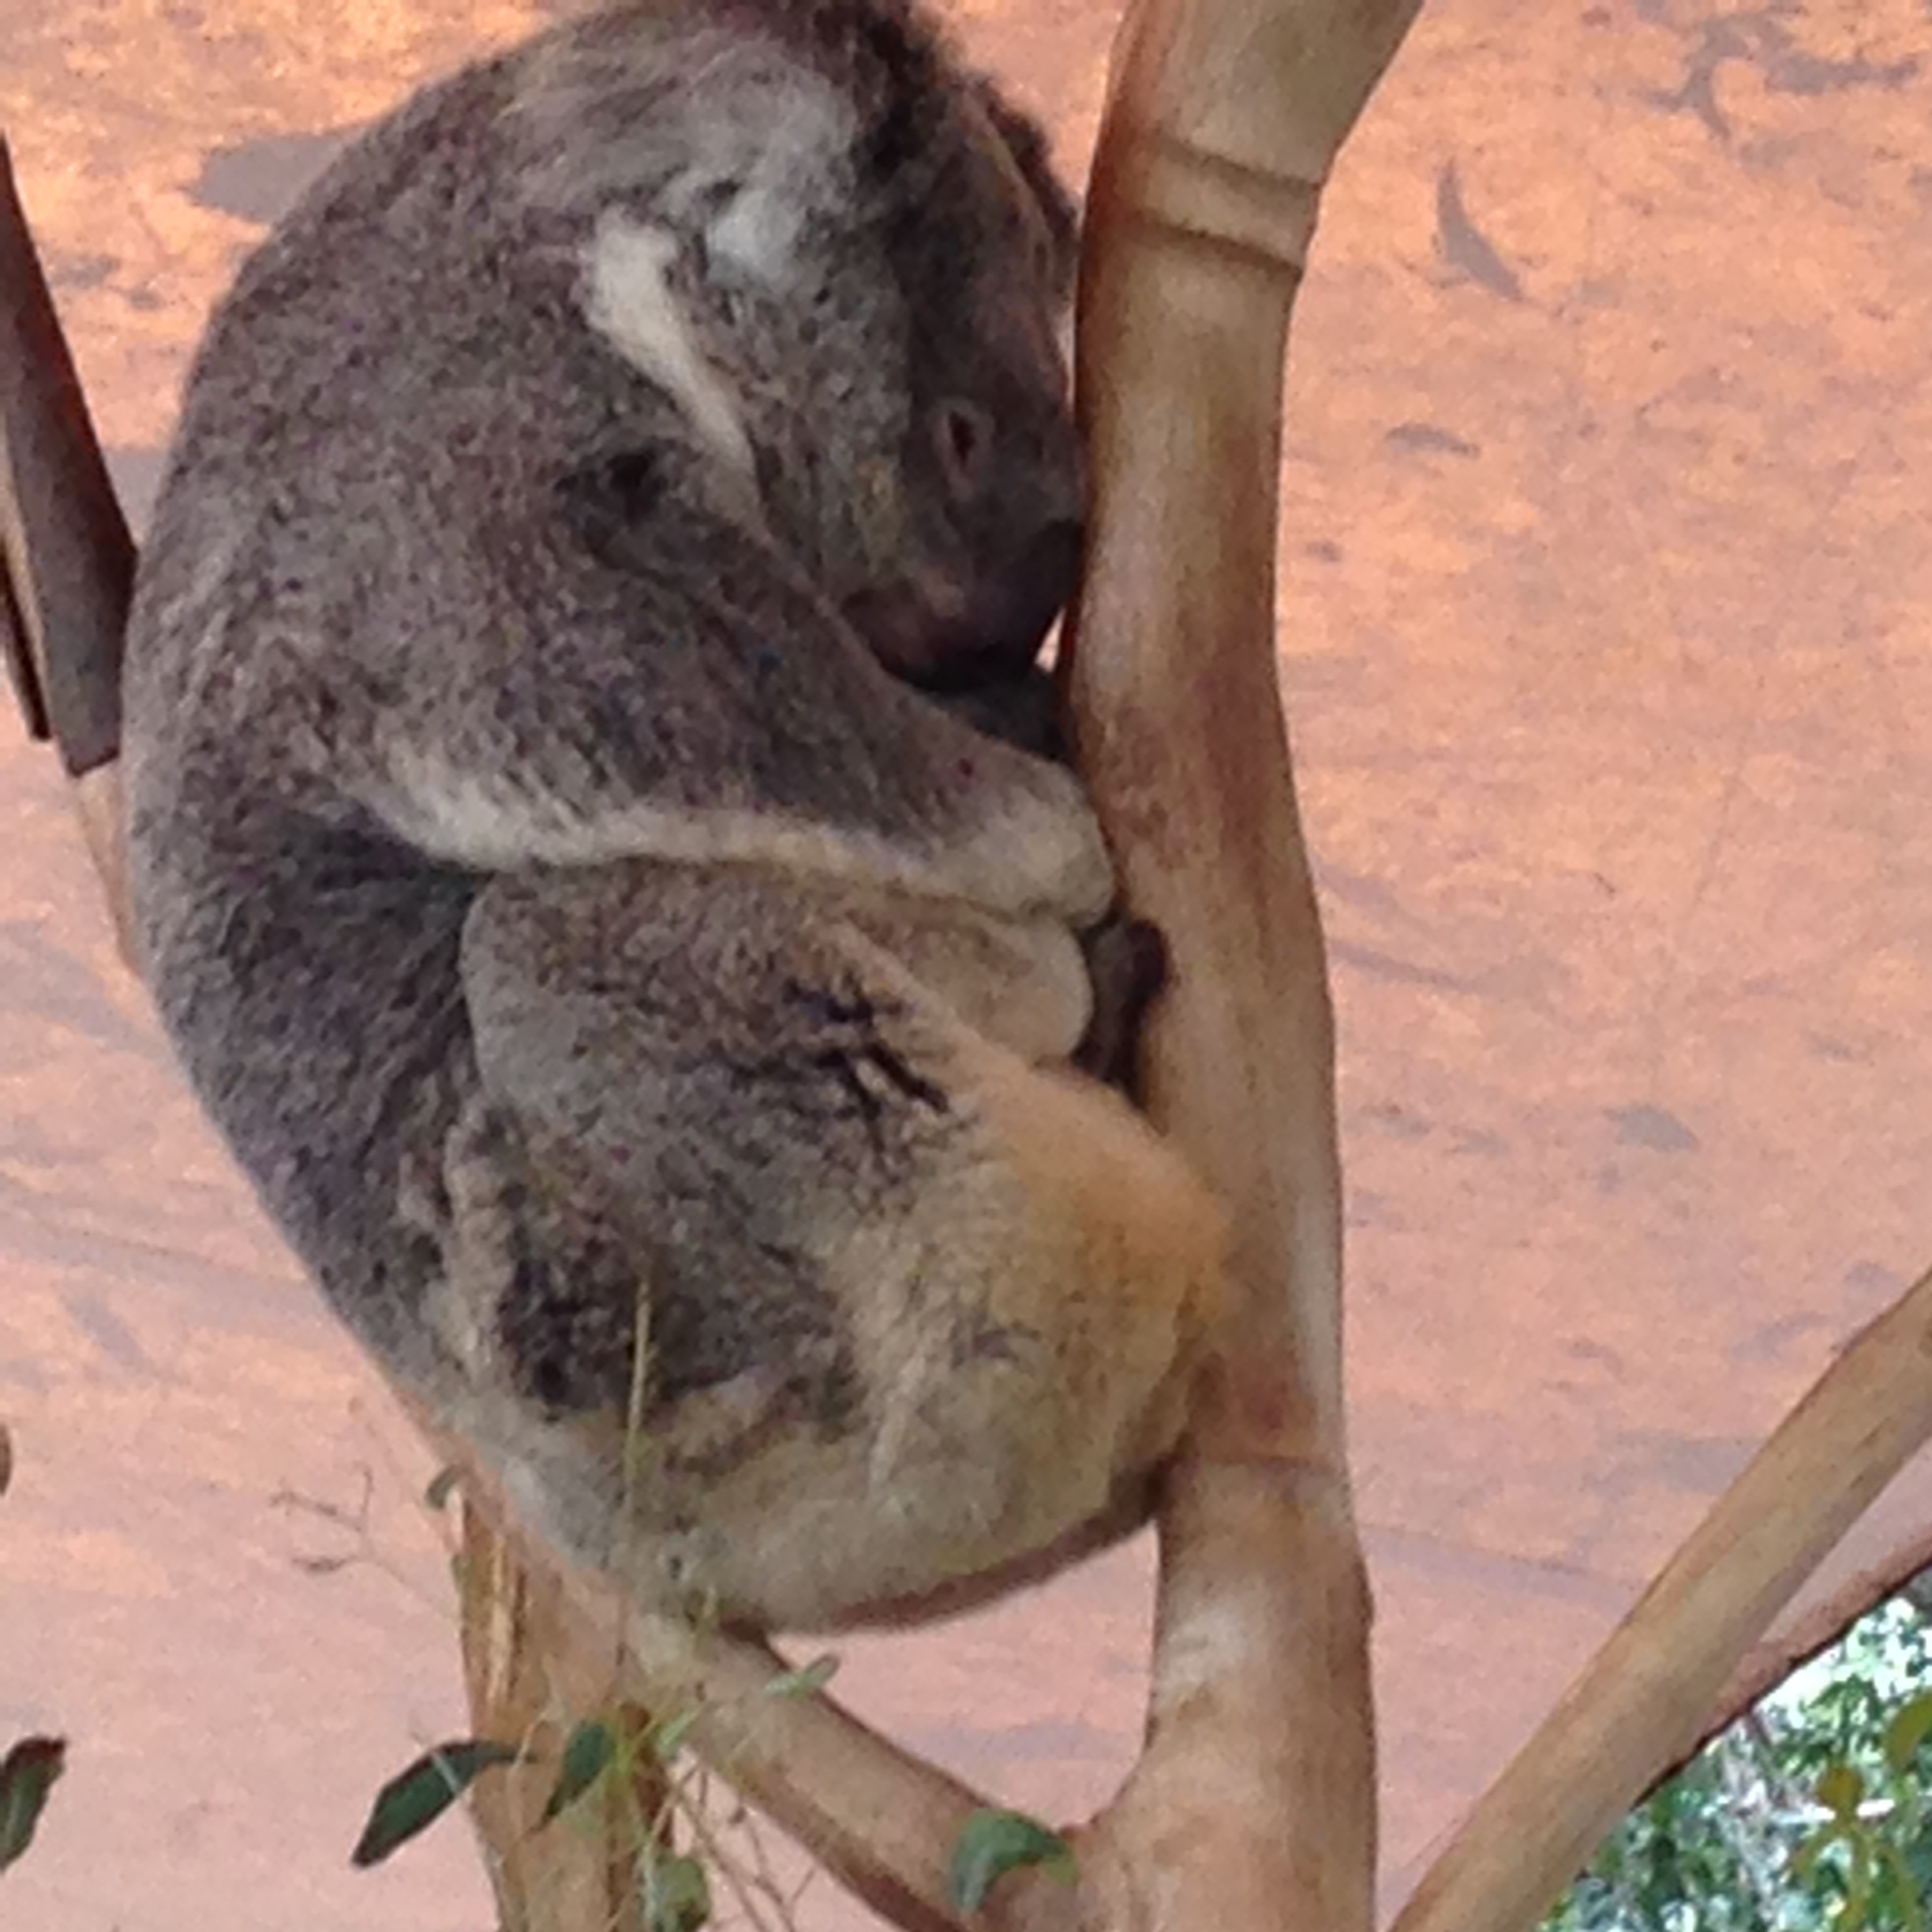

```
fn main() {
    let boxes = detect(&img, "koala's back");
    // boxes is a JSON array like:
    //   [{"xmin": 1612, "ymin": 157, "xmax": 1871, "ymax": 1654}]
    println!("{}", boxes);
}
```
[
  {"xmin": 124, "ymin": 54, "xmax": 529, "ymax": 1383},
  {"xmin": 128, "ymin": 46, "xmax": 650, "ymax": 754},
  {"xmin": 126, "ymin": 0, "xmax": 936, "ymax": 1361}
]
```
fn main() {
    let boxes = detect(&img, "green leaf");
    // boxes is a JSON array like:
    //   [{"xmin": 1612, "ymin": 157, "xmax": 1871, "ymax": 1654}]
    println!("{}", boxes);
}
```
[
  {"xmin": 1818, "ymin": 1761, "xmax": 1866, "ymax": 1819},
  {"xmin": 423, "ymin": 1466, "xmax": 461, "ymax": 1512},
  {"xmin": 1792, "ymin": 1822, "xmax": 1845, "ymax": 1884},
  {"xmin": 946, "ymin": 1809, "xmax": 1076, "ymax": 1914},
  {"xmin": 762, "ymin": 1655, "xmax": 839, "ymax": 1699},
  {"xmin": 0, "ymin": 1736, "xmax": 66, "ymax": 1873},
  {"xmin": 542, "ymin": 1720, "xmax": 616, "ymax": 1825},
  {"xmin": 1843, "ymin": 1830, "xmax": 1877, "ymax": 1932},
  {"xmin": 350, "ymin": 1740, "xmax": 520, "ymax": 1867},
  {"xmin": 1880, "ymin": 1840, "xmax": 1926, "ymax": 1932},
  {"xmin": 1885, "ymin": 1691, "xmax": 1932, "ymax": 1776},
  {"xmin": 651, "ymin": 1710, "xmax": 701, "ymax": 1763},
  {"xmin": 642, "ymin": 1852, "xmax": 712, "ymax": 1932}
]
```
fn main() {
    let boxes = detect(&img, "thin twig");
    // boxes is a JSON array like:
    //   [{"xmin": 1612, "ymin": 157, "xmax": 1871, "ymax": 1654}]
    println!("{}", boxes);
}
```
[{"xmin": 616, "ymin": 1605, "xmax": 988, "ymax": 1932}]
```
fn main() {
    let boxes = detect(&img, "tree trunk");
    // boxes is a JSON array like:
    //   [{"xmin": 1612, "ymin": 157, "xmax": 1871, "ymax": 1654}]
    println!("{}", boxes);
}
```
[{"xmin": 457, "ymin": 1505, "xmax": 663, "ymax": 1932}]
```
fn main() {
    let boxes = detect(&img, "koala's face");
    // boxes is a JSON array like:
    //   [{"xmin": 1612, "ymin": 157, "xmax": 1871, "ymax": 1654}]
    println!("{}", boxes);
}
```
[
  {"xmin": 543, "ymin": 6, "xmax": 1084, "ymax": 690},
  {"xmin": 653, "ymin": 35, "xmax": 1084, "ymax": 691},
  {"xmin": 839, "ymin": 99, "xmax": 1085, "ymax": 691}
]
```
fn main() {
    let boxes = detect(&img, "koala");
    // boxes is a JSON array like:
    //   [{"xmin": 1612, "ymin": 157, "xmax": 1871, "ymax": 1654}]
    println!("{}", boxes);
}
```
[{"xmin": 122, "ymin": 0, "xmax": 1225, "ymax": 1632}]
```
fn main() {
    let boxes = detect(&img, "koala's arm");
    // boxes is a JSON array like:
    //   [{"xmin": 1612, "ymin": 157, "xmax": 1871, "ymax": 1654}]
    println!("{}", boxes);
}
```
[
  {"xmin": 302, "ymin": 447, "xmax": 1113, "ymax": 927},
  {"xmin": 929, "ymin": 671, "xmax": 1167, "ymax": 1093},
  {"xmin": 929, "ymin": 668, "xmax": 1069, "ymax": 763}
]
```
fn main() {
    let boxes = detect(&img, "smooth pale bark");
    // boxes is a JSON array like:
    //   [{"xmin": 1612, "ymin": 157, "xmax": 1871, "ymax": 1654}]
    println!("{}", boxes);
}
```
[
  {"xmin": 1051, "ymin": 2, "xmax": 1421, "ymax": 1926},
  {"xmin": 1600, "ymin": 1515, "xmax": 1932, "ymax": 1810},
  {"xmin": 1705, "ymin": 1520, "xmax": 1932, "ymax": 1756}
]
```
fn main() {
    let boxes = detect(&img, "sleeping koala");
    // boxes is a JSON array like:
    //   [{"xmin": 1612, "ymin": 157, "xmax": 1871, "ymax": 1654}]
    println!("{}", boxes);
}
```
[{"xmin": 122, "ymin": 0, "xmax": 1224, "ymax": 1631}]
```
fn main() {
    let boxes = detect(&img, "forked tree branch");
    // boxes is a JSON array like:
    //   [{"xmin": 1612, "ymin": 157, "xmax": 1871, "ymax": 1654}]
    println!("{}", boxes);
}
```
[
  {"xmin": 1702, "ymin": 1520, "xmax": 1932, "ymax": 1755},
  {"xmin": 1581, "ymin": 1513, "xmax": 1932, "ymax": 1816},
  {"xmin": 439, "ymin": 1463, "xmax": 1005, "ymax": 1932}
]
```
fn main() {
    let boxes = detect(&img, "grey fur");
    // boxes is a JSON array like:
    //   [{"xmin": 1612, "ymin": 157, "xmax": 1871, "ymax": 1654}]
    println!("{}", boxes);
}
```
[{"xmin": 124, "ymin": 0, "xmax": 1218, "ymax": 1631}]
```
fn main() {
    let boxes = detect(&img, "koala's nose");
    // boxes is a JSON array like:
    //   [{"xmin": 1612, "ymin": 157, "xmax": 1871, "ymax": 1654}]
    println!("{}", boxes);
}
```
[{"xmin": 1013, "ymin": 515, "xmax": 1084, "ymax": 640}]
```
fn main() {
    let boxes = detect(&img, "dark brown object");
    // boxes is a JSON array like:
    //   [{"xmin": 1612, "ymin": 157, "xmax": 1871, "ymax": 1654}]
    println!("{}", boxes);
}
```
[{"xmin": 0, "ymin": 135, "xmax": 133, "ymax": 776}]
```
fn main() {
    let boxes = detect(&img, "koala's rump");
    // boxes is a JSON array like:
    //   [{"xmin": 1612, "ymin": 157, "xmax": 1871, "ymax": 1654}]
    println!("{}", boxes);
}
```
[{"xmin": 444, "ymin": 859, "xmax": 1216, "ymax": 1629}]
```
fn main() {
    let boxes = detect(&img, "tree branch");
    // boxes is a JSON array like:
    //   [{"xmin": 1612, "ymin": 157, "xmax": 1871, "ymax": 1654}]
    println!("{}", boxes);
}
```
[
  {"xmin": 428, "ymin": 1440, "xmax": 1010, "ymax": 1932},
  {"xmin": 1708, "ymin": 1524, "xmax": 1932, "ymax": 1743},
  {"xmin": 0, "ymin": 134, "xmax": 136, "ymax": 957},
  {"xmin": 1394, "ymin": 1260, "xmax": 1932, "ymax": 1932},
  {"xmin": 1057, "ymin": 2, "xmax": 1423, "ymax": 1926}
]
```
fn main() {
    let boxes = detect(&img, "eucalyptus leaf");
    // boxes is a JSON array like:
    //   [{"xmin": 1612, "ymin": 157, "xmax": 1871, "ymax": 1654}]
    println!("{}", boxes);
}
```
[
  {"xmin": 1818, "ymin": 1761, "xmax": 1866, "ymax": 1820},
  {"xmin": 1885, "ymin": 1689, "xmax": 1932, "ymax": 1776},
  {"xmin": 946, "ymin": 1808, "xmax": 1076, "ymax": 1914},
  {"xmin": 543, "ymin": 1720, "xmax": 616, "ymax": 1824},
  {"xmin": 350, "ymin": 1740, "xmax": 520, "ymax": 1866},
  {"xmin": 0, "ymin": 1735, "xmax": 65, "ymax": 1873},
  {"xmin": 642, "ymin": 1851, "xmax": 712, "ymax": 1932}
]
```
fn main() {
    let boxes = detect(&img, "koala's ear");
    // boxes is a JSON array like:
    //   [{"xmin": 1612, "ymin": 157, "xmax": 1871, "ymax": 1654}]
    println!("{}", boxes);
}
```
[
  {"xmin": 511, "ymin": 30, "xmax": 856, "ymax": 286},
  {"xmin": 679, "ymin": 65, "xmax": 859, "ymax": 286},
  {"xmin": 973, "ymin": 83, "xmax": 1080, "ymax": 286},
  {"xmin": 698, "ymin": 133, "xmax": 842, "ymax": 283}
]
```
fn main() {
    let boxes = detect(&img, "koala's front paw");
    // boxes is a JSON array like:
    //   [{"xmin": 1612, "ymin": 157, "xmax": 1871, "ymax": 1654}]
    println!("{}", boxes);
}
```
[
  {"xmin": 927, "ymin": 668, "xmax": 1067, "ymax": 762},
  {"xmin": 1073, "ymin": 914, "xmax": 1169, "ymax": 1098}
]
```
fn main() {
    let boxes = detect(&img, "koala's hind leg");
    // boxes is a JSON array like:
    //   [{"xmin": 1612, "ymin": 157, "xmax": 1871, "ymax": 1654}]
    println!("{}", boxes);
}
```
[{"xmin": 444, "ymin": 860, "xmax": 1224, "ymax": 1632}]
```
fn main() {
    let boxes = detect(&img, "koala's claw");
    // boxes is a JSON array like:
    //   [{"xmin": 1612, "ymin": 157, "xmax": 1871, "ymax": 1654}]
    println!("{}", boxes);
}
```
[{"xmin": 1073, "ymin": 915, "xmax": 1170, "ymax": 1096}]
